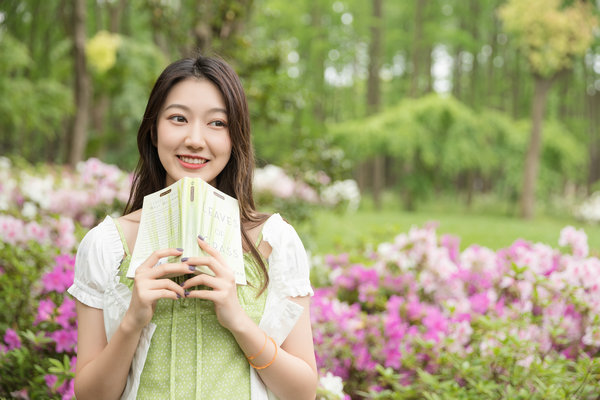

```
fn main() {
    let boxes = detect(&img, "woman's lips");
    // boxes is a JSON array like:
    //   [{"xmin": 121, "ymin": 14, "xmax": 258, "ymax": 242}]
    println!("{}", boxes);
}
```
[{"xmin": 177, "ymin": 155, "xmax": 208, "ymax": 169}]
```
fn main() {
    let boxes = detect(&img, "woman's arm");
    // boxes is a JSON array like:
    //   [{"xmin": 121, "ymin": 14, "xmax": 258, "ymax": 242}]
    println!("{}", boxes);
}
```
[
  {"xmin": 73, "ymin": 248, "xmax": 189, "ymax": 400},
  {"xmin": 73, "ymin": 301, "xmax": 144, "ymax": 400},
  {"xmin": 231, "ymin": 296, "xmax": 318, "ymax": 400}
]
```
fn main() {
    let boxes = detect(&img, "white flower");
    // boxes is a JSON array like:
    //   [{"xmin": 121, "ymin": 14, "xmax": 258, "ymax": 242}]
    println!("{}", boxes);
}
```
[
  {"xmin": 320, "ymin": 179, "xmax": 361, "ymax": 211},
  {"xmin": 21, "ymin": 202, "xmax": 38, "ymax": 219},
  {"xmin": 319, "ymin": 372, "xmax": 345, "ymax": 400},
  {"xmin": 0, "ymin": 156, "xmax": 11, "ymax": 170},
  {"xmin": 574, "ymin": 192, "xmax": 600, "ymax": 223}
]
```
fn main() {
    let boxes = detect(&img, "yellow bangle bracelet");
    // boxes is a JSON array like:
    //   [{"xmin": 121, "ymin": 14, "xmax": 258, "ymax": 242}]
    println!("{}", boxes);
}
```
[
  {"xmin": 246, "ymin": 331, "xmax": 268, "ymax": 361},
  {"xmin": 249, "ymin": 336, "xmax": 277, "ymax": 370}
]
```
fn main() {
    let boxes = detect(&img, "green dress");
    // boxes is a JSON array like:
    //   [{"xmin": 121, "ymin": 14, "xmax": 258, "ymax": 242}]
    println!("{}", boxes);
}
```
[{"xmin": 114, "ymin": 221, "xmax": 267, "ymax": 399}]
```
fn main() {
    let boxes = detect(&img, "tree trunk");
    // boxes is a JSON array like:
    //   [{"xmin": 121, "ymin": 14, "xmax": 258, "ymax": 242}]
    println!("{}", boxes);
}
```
[
  {"xmin": 368, "ymin": 0, "xmax": 384, "ymax": 209},
  {"xmin": 69, "ymin": 0, "xmax": 91, "ymax": 167},
  {"xmin": 512, "ymin": 49, "xmax": 521, "ymax": 119},
  {"xmin": 410, "ymin": 0, "xmax": 426, "ymax": 97},
  {"xmin": 310, "ymin": 2, "xmax": 327, "ymax": 123},
  {"xmin": 587, "ymin": 91, "xmax": 600, "ymax": 192},
  {"xmin": 194, "ymin": 1, "xmax": 213, "ymax": 55},
  {"xmin": 468, "ymin": 0, "xmax": 479, "ymax": 107},
  {"xmin": 520, "ymin": 75, "xmax": 553, "ymax": 219}
]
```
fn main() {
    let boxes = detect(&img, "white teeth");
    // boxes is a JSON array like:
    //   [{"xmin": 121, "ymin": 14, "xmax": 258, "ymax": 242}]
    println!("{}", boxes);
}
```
[{"xmin": 179, "ymin": 156, "xmax": 207, "ymax": 164}]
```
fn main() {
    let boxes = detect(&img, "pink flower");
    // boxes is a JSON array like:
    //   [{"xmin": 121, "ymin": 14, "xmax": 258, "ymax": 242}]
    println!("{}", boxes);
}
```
[
  {"xmin": 42, "ymin": 268, "xmax": 70, "ymax": 293},
  {"xmin": 559, "ymin": 226, "xmax": 589, "ymax": 258},
  {"xmin": 24, "ymin": 221, "xmax": 50, "ymax": 244},
  {"xmin": 70, "ymin": 356, "xmax": 77, "ymax": 372},
  {"xmin": 469, "ymin": 292, "xmax": 490, "ymax": 314},
  {"xmin": 57, "ymin": 378, "xmax": 75, "ymax": 400},
  {"xmin": 35, "ymin": 298, "xmax": 57, "ymax": 325},
  {"xmin": 3, "ymin": 328, "xmax": 21, "ymax": 351},
  {"xmin": 42, "ymin": 255, "xmax": 75, "ymax": 293},
  {"xmin": 50, "ymin": 328, "xmax": 77, "ymax": 353},
  {"xmin": 45, "ymin": 374, "xmax": 58, "ymax": 390},
  {"xmin": 440, "ymin": 234, "xmax": 460, "ymax": 264},
  {"xmin": 0, "ymin": 215, "xmax": 25, "ymax": 245},
  {"xmin": 422, "ymin": 308, "xmax": 448, "ymax": 342},
  {"xmin": 54, "ymin": 217, "xmax": 76, "ymax": 251},
  {"xmin": 56, "ymin": 298, "xmax": 77, "ymax": 329}
]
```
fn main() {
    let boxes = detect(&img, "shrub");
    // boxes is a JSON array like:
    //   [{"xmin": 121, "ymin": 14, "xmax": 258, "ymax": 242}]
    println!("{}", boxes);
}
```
[{"xmin": 311, "ymin": 224, "xmax": 600, "ymax": 399}]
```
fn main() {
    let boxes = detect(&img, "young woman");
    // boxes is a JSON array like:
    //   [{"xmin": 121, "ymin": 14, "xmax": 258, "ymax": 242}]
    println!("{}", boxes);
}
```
[{"xmin": 67, "ymin": 56, "xmax": 318, "ymax": 399}]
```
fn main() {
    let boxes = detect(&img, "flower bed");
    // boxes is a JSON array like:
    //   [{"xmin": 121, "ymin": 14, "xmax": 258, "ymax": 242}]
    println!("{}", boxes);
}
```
[
  {"xmin": 2, "ymin": 158, "xmax": 597, "ymax": 399},
  {"xmin": 312, "ymin": 223, "xmax": 600, "ymax": 399}
]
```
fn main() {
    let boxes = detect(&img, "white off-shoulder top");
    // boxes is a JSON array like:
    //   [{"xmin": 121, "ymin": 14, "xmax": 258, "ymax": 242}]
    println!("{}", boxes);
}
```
[{"xmin": 67, "ymin": 213, "xmax": 313, "ymax": 400}]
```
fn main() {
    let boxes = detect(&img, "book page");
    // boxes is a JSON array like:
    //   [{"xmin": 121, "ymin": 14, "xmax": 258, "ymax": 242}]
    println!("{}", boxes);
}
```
[
  {"xmin": 127, "ymin": 181, "xmax": 182, "ymax": 278},
  {"xmin": 181, "ymin": 177, "xmax": 246, "ymax": 285},
  {"xmin": 127, "ymin": 178, "xmax": 246, "ymax": 285}
]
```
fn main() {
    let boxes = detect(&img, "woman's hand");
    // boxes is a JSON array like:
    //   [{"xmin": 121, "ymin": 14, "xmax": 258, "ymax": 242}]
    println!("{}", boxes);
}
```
[
  {"xmin": 122, "ymin": 248, "xmax": 189, "ymax": 332},
  {"xmin": 180, "ymin": 236, "xmax": 246, "ymax": 331}
]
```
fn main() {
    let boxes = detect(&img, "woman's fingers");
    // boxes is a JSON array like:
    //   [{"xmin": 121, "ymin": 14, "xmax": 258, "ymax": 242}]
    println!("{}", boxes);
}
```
[
  {"xmin": 197, "ymin": 236, "xmax": 228, "ymax": 265},
  {"xmin": 136, "ymin": 248, "xmax": 183, "ymax": 274},
  {"xmin": 144, "ymin": 261, "xmax": 193, "ymax": 280},
  {"xmin": 147, "ymin": 278, "xmax": 186, "ymax": 297},
  {"xmin": 181, "ymin": 273, "xmax": 221, "ymax": 291}
]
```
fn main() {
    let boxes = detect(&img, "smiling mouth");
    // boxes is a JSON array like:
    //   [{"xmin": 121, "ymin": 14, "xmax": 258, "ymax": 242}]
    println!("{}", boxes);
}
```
[{"xmin": 177, "ymin": 155, "xmax": 208, "ymax": 165}]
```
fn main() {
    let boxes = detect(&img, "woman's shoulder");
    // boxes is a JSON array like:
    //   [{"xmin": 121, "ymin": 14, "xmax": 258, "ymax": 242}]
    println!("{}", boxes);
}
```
[
  {"xmin": 261, "ymin": 213, "xmax": 313, "ymax": 297},
  {"xmin": 69, "ymin": 215, "xmax": 126, "ymax": 306},
  {"xmin": 261, "ymin": 213, "xmax": 298, "ymax": 244},
  {"xmin": 116, "ymin": 209, "xmax": 142, "ymax": 254},
  {"xmin": 77, "ymin": 216, "xmax": 124, "ymax": 263}
]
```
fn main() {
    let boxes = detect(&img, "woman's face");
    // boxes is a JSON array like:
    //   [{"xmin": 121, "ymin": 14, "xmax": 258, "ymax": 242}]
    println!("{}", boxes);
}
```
[{"xmin": 156, "ymin": 78, "xmax": 232, "ymax": 187}]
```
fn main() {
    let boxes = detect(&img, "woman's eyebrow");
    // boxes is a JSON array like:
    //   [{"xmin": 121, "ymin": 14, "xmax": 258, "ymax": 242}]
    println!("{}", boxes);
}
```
[
  {"xmin": 206, "ymin": 107, "xmax": 227, "ymax": 115},
  {"xmin": 163, "ymin": 103, "xmax": 191, "ymax": 112},
  {"xmin": 162, "ymin": 104, "xmax": 227, "ymax": 115}
]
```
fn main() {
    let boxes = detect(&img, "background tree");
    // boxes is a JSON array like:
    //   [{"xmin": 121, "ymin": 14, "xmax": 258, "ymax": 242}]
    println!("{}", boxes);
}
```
[
  {"xmin": 0, "ymin": 0, "xmax": 599, "ymax": 217},
  {"xmin": 69, "ymin": 0, "xmax": 91, "ymax": 166},
  {"xmin": 498, "ymin": 0, "xmax": 598, "ymax": 219}
]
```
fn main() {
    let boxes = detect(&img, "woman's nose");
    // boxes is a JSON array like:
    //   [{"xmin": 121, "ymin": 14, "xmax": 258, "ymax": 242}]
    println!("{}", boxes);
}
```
[{"xmin": 184, "ymin": 123, "xmax": 206, "ymax": 148}]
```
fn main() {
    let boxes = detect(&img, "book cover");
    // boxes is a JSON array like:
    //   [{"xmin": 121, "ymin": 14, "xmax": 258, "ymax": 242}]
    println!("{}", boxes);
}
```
[{"xmin": 126, "ymin": 177, "xmax": 246, "ymax": 285}]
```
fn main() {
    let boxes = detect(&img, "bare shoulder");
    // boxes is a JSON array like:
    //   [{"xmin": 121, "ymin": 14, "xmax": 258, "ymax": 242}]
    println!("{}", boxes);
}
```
[
  {"xmin": 244, "ymin": 219, "xmax": 272, "ymax": 259},
  {"xmin": 116, "ymin": 209, "xmax": 142, "ymax": 254}
]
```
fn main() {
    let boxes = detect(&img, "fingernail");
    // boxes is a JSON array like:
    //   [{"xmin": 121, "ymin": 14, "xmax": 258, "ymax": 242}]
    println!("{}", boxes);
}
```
[
  {"xmin": 198, "ymin": 234, "xmax": 205, "ymax": 241},
  {"xmin": 181, "ymin": 257, "xmax": 189, "ymax": 262},
  {"xmin": 176, "ymin": 248, "xmax": 184, "ymax": 252},
  {"xmin": 188, "ymin": 265, "xmax": 196, "ymax": 272},
  {"xmin": 184, "ymin": 290, "xmax": 190, "ymax": 296}
]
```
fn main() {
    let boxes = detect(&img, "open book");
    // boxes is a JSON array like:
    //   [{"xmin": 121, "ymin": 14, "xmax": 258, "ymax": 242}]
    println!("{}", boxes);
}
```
[{"xmin": 126, "ymin": 177, "xmax": 246, "ymax": 285}]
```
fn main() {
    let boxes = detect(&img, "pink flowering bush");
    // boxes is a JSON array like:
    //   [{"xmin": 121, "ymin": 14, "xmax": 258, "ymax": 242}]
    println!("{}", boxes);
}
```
[
  {"xmin": 254, "ymin": 164, "xmax": 360, "ymax": 223},
  {"xmin": 0, "ymin": 253, "xmax": 77, "ymax": 399},
  {"xmin": 0, "ymin": 157, "xmax": 131, "ymax": 228},
  {"xmin": 311, "ymin": 224, "xmax": 600, "ymax": 399}
]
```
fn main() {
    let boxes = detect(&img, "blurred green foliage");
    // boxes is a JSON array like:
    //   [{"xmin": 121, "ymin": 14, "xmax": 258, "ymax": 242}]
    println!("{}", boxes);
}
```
[
  {"xmin": 329, "ymin": 94, "xmax": 586, "ymax": 210},
  {"xmin": 0, "ymin": 0, "xmax": 598, "ymax": 213}
]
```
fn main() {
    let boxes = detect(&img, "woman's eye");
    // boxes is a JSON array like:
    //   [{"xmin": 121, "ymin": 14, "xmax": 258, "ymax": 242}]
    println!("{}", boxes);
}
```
[
  {"xmin": 209, "ymin": 120, "xmax": 228, "ymax": 128},
  {"xmin": 169, "ymin": 115, "xmax": 187, "ymax": 123}
]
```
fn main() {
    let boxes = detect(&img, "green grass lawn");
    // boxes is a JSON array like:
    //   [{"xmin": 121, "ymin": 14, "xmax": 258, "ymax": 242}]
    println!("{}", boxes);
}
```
[{"xmin": 298, "ymin": 195, "xmax": 600, "ymax": 256}]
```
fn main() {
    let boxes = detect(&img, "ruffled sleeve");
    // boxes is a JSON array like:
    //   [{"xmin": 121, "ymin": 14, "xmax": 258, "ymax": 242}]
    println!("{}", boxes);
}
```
[
  {"xmin": 262, "ymin": 213, "xmax": 314, "ymax": 298},
  {"xmin": 67, "ymin": 216, "xmax": 124, "ymax": 309}
]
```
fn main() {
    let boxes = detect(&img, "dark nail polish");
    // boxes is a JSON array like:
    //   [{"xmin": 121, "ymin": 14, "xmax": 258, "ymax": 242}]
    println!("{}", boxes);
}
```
[
  {"xmin": 184, "ymin": 290, "xmax": 190, "ymax": 296},
  {"xmin": 198, "ymin": 234, "xmax": 205, "ymax": 241},
  {"xmin": 189, "ymin": 265, "xmax": 196, "ymax": 272},
  {"xmin": 181, "ymin": 257, "xmax": 189, "ymax": 262},
  {"xmin": 176, "ymin": 248, "xmax": 184, "ymax": 252}
]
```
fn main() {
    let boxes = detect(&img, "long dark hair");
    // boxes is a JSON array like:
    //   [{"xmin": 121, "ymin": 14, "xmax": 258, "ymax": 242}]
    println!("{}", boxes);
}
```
[{"xmin": 124, "ymin": 55, "xmax": 270, "ymax": 293}]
